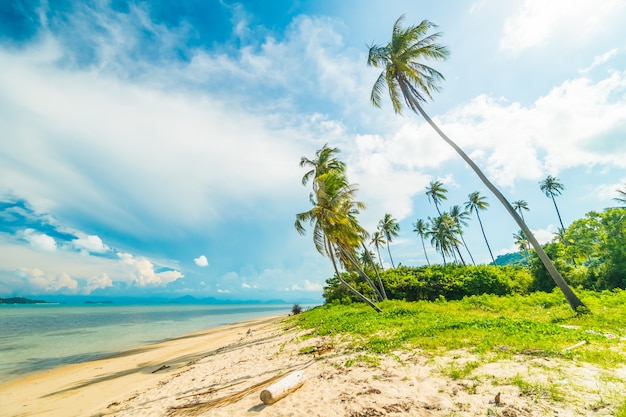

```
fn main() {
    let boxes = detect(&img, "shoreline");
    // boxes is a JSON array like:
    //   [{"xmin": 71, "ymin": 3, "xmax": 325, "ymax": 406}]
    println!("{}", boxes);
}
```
[{"xmin": 0, "ymin": 314, "xmax": 286, "ymax": 417}]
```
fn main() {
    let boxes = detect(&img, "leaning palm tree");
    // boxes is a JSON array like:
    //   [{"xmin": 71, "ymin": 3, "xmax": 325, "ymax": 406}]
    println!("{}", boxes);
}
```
[
  {"xmin": 425, "ymin": 180, "xmax": 447, "ymax": 215},
  {"xmin": 540, "ymin": 175, "xmax": 566, "ymax": 231},
  {"xmin": 370, "ymin": 230, "xmax": 386, "ymax": 268},
  {"xmin": 367, "ymin": 15, "xmax": 585, "ymax": 310},
  {"xmin": 412, "ymin": 218, "xmax": 431, "ymax": 266},
  {"xmin": 614, "ymin": 183, "xmax": 626, "ymax": 206},
  {"xmin": 449, "ymin": 204, "xmax": 475, "ymax": 265},
  {"xmin": 465, "ymin": 191, "xmax": 496, "ymax": 265},
  {"xmin": 296, "ymin": 152, "xmax": 382, "ymax": 312},
  {"xmin": 378, "ymin": 213, "xmax": 400, "ymax": 268},
  {"xmin": 512, "ymin": 200, "xmax": 530, "ymax": 222}
]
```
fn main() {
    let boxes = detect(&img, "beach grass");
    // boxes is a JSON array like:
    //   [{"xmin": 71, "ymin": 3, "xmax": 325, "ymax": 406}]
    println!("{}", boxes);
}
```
[{"xmin": 288, "ymin": 289, "xmax": 626, "ymax": 367}]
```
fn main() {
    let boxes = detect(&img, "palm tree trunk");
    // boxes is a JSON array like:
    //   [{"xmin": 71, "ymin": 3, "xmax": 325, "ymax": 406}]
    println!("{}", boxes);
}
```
[
  {"xmin": 459, "ymin": 234, "xmax": 476, "ymax": 265},
  {"xmin": 375, "ymin": 246, "xmax": 384, "ymax": 269},
  {"xmin": 326, "ymin": 239, "xmax": 382, "ymax": 313},
  {"xmin": 551, "ymin": 195, "xmax": 566, "ymax": 231},
  {"xmin": 386, "ymin": 242, "xmax": 396, "ymax": 268},
  {"xmin": 412, "ymin": 101, "xmax": 586, "ymax": 312},
  {"xmin": 475, "ymin": 210, "xmax": 497, "ymax": 265},
  {"xmin": 420, "ymin": 236, "xmax": 431, "ymax": 266},
  {"xmin": 361, "ymin": 243, "xmax": 388, "ymax": 300},
  {"xmin": 339, "ymin": 245, "xmax": 384, "ymax": 301},
  {"xmin": 454, "ymin": 243, "xmax": 466, "ymax": 266}
]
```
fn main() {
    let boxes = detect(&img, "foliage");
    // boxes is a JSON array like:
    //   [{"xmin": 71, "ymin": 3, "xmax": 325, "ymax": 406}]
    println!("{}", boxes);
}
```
[
  {"xmin": 323, "ymin": 265, "xmax": 533, "ymax": 304},
  {"xmin": 529, "ymin": 208, "xmax": 626, "ymax": 291},
  {"xmin": 291, "ymin": 304, "xmax": 303, "ymax": 315}
]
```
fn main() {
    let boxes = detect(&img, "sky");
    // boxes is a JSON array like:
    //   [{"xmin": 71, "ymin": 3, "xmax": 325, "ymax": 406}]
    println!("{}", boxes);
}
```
[{"xmin": 1, "ymin": 0, "xmax": 625, "ymax": 301}]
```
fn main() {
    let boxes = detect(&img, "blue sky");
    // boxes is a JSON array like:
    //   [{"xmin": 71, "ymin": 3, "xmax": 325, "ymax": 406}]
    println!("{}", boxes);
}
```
[{"xmin": 1, "ymin": 0, "xmax": 625, "ymax": 300}]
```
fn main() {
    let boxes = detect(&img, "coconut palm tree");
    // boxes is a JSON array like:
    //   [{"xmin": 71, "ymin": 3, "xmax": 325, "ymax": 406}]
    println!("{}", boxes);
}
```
[
  {"xmin": 465, "ymin": 192, "xmax": 496, "ymax": 265},
  {"xmin": 367, "ymin": 15, "xmax": 585, "ymax": 311},
  {"xmin": 296, "ymin": 151, "xmax": 382, "ymax": 312},
  {"xmin": 370, "ymin": 230, "xmax": 386, "ymax": 268},
  {"xmin": 425, "ymin": 180, "xmax": 447, "ymax": 215},
  {"xmin": 614, "ymin": 183, "xmax": 626, "ymax": 206},
  {"xmin": 412, "ymin": 218, "xmax": 431, "ymax": 266},
  {"xmin": 540, "ymin": 176, "xmax": 566, "ymax": 231},
  {"xmin": 427, "ymin": 214, "xmax": 458, "ymax": 265},
  {"xmin": 449, "ymin": 204, "xmax": 475, "ymax": 265},
  {"xmin": 378, "ymin": 213, "xmax": 400, "ymax": 268},
  {"xmin": 512, "ymin": 200, "xmax": 530, "ymax": 222}
]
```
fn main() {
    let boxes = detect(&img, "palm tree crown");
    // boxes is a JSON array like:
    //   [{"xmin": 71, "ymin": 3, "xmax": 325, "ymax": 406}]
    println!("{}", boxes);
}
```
[
  {"xmin": 425, "ymin": 180, "xmax": 448, "ymax": 215},
  {"xmin": 512, "ymin": 200, "xmax": 530, "ymax": 221},
  {"xmin": 540, "ymin": 175, "xmax": 566, "ymax": 231},
  {"xmin": 465, "ymin": 191, "xmax": 496, "ymax": 265},
  {"xmin": 412, "ymin": 218, "xmax": 431, "ymax": 266},
  {"xmin": 378, "ymin": 213, "xmax": 400, "ymax": 268},
  {"xmin": 368, "ymin": 15, "xmax": 449, "ymax": 113}
]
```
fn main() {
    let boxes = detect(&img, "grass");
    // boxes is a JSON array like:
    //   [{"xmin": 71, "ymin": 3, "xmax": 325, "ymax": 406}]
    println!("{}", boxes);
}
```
[{"xmin": 288, "ymin": 289, "xmax": 626, "ymax": 368}]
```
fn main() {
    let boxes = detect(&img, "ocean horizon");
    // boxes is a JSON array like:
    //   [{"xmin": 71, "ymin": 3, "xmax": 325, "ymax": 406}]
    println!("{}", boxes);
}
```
[{"xmin": 0, "ymin": 301, "xmax": 319, "ymax": 383}]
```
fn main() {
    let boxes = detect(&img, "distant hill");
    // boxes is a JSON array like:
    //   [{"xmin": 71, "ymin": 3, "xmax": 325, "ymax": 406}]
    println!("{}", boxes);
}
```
[
  {"xmin": 0, "ymin": 297, "xmax": 48, "ymax": 304},
  {"xmin": 492, "ymin": 251, "xmax": 528, "ymax": 266}
]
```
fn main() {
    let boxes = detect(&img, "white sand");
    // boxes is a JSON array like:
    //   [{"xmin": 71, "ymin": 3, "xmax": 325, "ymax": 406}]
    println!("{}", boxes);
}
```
[{"xmin": 1, "ymin": 314, "xmax": 624, "ymax": 417}]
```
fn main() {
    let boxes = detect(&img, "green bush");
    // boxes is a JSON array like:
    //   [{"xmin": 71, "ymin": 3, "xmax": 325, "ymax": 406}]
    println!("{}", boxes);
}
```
[{"xmin": 322, "ymin": 265, "xmax": 533, "ymax": 304}]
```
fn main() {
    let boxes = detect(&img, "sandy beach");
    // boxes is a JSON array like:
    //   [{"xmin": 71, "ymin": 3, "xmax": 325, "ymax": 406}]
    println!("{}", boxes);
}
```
[{"xmin": 1, "ymin": 314, "xmax": 624, "ymax": 417}]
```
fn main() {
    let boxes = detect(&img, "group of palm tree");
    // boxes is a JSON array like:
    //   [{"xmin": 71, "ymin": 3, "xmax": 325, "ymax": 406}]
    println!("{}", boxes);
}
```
[
  {"xmin": 297, "ymin": 15, "xmax": 587, "ymax": 312},
  {"xmin": 409, "ymin": 181, "xmax": 494, "ymax": 267}
]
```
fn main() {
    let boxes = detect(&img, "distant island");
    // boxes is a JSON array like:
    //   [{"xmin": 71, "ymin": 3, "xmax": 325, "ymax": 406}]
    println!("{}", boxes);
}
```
[{"xmin": 0, "ymin": 297, "xmax": 49, "ymax": 304}]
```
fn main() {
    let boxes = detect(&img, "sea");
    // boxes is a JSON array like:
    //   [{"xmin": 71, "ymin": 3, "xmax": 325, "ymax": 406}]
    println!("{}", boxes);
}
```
[{"xmin": 0, "ymin": 302, "xmax": 318, "ymax": 383}]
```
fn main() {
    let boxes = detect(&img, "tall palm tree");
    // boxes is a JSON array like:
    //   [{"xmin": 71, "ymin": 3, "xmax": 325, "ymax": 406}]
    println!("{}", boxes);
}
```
[
  {"xmin": 614, "ymin": 183, "xmax": 626, "ymax": 206},
  {"xmin": 465, "ymin": 192, "xmax": 496, "ymax": 265},
  {"xmin": 512, "ymin": 200, "xmax": 530, "ymax": 222},
  {"xmin": 425, "ymin": 180, "xmax": 447, "ymax": 215},
  {"xmin": 367, "ymin": 15, "xmax": 585, "ymax": 311},
  {"xmin": 378, "ymin": 213, "xmax": 400, "ymax": 268},
  {"xmin": 370, "ymin": 230, "xmax": 386, "ymax": 268},
  {"xmin": 412, "ymin": 218, "xmax": 431, "ymax": 266},
  {"xmin": 449, "ymin": 205, "xmax": 475, "ymax": 265},
  {"xmin": 540, "ymin": 175, "xmax": 566, "ymax": 231}
]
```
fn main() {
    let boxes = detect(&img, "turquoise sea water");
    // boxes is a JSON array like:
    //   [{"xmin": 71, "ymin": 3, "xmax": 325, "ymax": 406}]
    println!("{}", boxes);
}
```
[{"xmin": 0, "ymin": 303, "xmax": 312, "ymax": 383}]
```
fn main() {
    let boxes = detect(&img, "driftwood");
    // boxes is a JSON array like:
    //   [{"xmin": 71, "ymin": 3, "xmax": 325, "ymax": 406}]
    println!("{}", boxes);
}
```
[{"xmin": 259, "ymin": 370, "xmax": 306, "ymax": 405}]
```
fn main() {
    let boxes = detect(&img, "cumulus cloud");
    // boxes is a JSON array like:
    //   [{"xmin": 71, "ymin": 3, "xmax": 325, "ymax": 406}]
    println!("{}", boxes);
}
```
[
  {"xmin": 291, "ymin": 280, "xmax": 324, "ymax": 292},
  {"xmin": 17, "ymin": 268, "xmax": 79, "ymax": 293},
  {"xmin": 579, "ymin": 49, "xmax": 619, "ymax": 74},
  {"xmin": 194, "ymin": 255, "xmax": 209, "ymax": 267},
  {"xmin": 21, "ymin": 229, "xmax": 57, "ymax": 252},
  {"xmin": 117, "ymin": 252, "xmax": 183, "ymax": 287},
  {"xmin": 72, "ymin": 234, "xmax": 109, "ymax": 254},
  {"xmin": 83, "ymin": 273, "xmax": 113, "ymax": 294},
  {"xmin": 500, "ymin": 0, "xmax": 624, "ymax": 53}
]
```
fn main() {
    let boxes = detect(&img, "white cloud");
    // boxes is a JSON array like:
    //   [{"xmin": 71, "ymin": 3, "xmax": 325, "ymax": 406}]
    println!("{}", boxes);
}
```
[
  {"xmin": 500, "ymin": 0, "xmax": 624, "ymax": 53},
  {"xmin": 290, "ymin": 279, "xmax": 324, "ymax": 292},
  {"xmin": 21, "ymin": 229, "xmax": 57, "ymax": 252},
  {"xmin": 83, "ymin": 273, "xmax": 113, "ymax": 294},
  {"xmin": 117, "ymin": 252, "xmax": 183, "ymax": 287},
  {"xmin": 194, "ymin": 255, "xmax": 209, "ymax": 267},
  {"xmin": 17, "ymin": 268, "xmax": 79, "ymax": 293},
  {"xmin": 72, "ymin": 234, "xmax": 109, "ymax": 254},
  {"xmin": 579, "ymin": 49, "xmax": 619, "ymax": 74}
]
